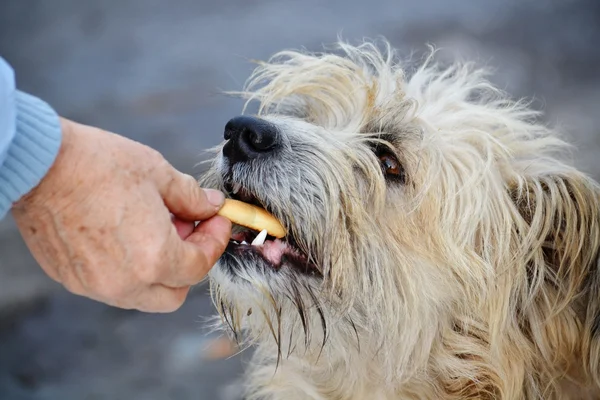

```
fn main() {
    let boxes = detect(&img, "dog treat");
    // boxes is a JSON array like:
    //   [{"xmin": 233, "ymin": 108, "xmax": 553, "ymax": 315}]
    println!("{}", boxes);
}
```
[{"xmin": 218, "ymin": 199, "xmax": 286, "ymax": 238}]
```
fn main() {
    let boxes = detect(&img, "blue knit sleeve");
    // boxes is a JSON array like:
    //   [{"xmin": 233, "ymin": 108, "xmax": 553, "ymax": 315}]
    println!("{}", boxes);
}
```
[
  {"xmin": 0, "ymin": 57, "xmax": 62, "ymax": 219},
  {"xmin": 0, "ymin": 58, "xmax": 16, "ymax": 175}
]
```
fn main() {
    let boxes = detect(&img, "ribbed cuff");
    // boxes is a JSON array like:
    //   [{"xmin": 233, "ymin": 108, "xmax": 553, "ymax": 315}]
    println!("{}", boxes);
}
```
[{"xmin": 0, "ymin": 91, "xmax": 62, "ymax": 218}]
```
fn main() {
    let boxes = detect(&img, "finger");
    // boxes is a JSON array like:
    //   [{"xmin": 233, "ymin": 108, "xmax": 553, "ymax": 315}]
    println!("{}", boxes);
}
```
[
  {"xmin": 159, "ymin": 215, "xmax": 231, "ymax": 287},
  {"xmin": 186, "ymin": 215, "xmax": 232, "ymax": 261},
  {"xmin": 156, "ymin": 164, "xmax": 225, "ymax": 221},
  {"xmin": 131, "ymin": 284, "xmax": 191, "ymax": 313},
  {"xmin": 171, "ymin": 214, "xmax": 195, "ymax": 239}
]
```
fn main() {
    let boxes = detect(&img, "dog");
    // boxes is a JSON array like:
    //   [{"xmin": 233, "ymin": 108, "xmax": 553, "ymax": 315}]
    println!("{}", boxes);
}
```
[{"xmin": 199, "ymin": 39, "xmax": 600, "ymax": 399}]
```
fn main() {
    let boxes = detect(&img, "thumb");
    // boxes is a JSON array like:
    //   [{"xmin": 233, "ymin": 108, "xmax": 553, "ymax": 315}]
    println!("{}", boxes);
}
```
[{"xmin": 156, "ymin": 163, "xmax": 225, "ymax": 221}]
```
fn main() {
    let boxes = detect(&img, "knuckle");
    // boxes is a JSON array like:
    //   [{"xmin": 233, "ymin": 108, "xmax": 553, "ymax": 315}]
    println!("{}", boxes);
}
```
[
  {"xmin": 145, "ymin": 146, "xmax": 166, "ymax": 164},
  {"xmin": 136, "ymin": 256, "xmax": 162, "ymax": 284},
  {"xmin": 162, "ymin": 302, "xmax": 181, "ymax": 313},
  {"xmin": 183, "ymin": 174, "xmax": 201, "ymax": 200},
  {"xmin": 182, "ymin": 243, "xmax": 208, "ymax": 272},
  {"xmin": 98, "ymin": 282, "xmax": 131, "ymax": 301},
  {"xmin": 166, "ymin": 288, "xmax": 188, "ymax": 312},
  {"xmin": 199, "ymin": 235, "xmax": 223, "ymax": 263},
  {"xmin": 182, "ymin": 173, "xmax": 197, "ymax": 187},
  {"xmin": 136, "ymin": 243, "xmax": 166, "ymax": 283},
  {"xmin": 138, "ymin": 266, "xmax": 159, "ymax": 285},
  {"xmin": 146, "ymin": 150, "xmax": 169, "ymax": 178},
  {"xmin": 62, "ymin": 279, "xmax": 86, "ymax": 297}
]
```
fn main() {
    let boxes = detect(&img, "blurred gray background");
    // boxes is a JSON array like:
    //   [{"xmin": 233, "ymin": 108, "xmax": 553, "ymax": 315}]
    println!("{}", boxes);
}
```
[{"xmin": 0, "ymin": 0, "xmax": 598, "ymax": 399}]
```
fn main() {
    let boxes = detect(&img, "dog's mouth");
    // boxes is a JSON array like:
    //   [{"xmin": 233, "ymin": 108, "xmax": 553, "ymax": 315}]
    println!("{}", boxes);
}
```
[{"xmin": 223, "ymin": 181, "xmax": 320, "ymax": 277}]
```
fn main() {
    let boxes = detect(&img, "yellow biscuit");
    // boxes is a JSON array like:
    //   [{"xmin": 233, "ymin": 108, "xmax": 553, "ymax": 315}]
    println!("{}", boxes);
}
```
[{"xmin": 217, "ymin": 199, "xmax": 286, "ymax": 238}]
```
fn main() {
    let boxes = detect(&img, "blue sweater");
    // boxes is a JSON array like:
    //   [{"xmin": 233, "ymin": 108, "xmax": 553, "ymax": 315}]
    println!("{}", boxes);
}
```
[{"xmin": 0, "ymin": 57, "xmax": 62, "ymax": 219}]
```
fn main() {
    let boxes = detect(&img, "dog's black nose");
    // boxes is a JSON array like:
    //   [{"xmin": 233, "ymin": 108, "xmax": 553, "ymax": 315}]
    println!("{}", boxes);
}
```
[{"xmin": 223, "ymin": 116, "xmax": 280, "ymax": 163}]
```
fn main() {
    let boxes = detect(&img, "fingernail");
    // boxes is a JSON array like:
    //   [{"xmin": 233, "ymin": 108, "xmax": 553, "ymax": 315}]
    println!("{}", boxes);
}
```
[{"xmin": 203, "ymin": 189, "xmax": 225, "ymax": 207}]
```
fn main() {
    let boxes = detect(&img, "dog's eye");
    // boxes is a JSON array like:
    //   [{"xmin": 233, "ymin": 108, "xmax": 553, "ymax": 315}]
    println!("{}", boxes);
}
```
[
  {"xmin": 380, "ymin": 154, "xmax": 400, "ymax": 175},
  {"xmin": 379, "ymin": 153, "xmax": 405, "ymax": 183}
]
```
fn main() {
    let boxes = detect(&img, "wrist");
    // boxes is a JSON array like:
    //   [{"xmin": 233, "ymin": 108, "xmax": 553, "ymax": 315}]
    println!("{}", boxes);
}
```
[
  {"xmin": 11, "ymin": 117, "xmax": 76, "ymax": 210},
  {"xmin": 0, "ymin": 91, "xmax": 62, "ymax": 215}
]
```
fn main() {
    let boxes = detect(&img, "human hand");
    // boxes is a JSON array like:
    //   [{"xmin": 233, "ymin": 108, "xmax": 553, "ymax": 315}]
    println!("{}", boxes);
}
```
[{"xmin": 11, "ymin": 118, "xmax": 231, "ymax": 312}]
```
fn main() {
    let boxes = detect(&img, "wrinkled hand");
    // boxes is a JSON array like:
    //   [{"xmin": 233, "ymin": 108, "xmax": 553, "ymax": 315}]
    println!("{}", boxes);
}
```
[{"xmin": 11, "ymin": 118, "xmax": 231, "ymax": 312}]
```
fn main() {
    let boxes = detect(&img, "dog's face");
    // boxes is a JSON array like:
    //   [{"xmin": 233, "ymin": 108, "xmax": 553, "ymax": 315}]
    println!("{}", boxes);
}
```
[
  {"xmin": 201, "ymin": 55, "xmax": 431, "ymax": 361},
  {"xmin": 200, "ymin": 42, "xmax": 600, "ymax": 387}
]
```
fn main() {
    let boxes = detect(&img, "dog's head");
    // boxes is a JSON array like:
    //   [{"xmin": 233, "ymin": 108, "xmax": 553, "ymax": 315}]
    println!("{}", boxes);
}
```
[{"xmin": 200, "ymin": 40, "xmax": 600, "ymax": 387}]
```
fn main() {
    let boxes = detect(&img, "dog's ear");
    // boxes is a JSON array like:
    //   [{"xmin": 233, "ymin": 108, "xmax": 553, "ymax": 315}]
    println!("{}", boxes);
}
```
[
  {"xmin": 508, "ymin": 171, "xmax": 600, "ymax": 380},
  {"xmin": 509, "ymin": 172, "xmax": 600, "ymax": 302}
]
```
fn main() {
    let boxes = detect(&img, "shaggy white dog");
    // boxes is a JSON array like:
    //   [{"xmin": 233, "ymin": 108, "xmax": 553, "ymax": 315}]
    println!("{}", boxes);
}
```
[{"xmin": 200, "ymin": 39, "xmax": 600, "ymax": 400}]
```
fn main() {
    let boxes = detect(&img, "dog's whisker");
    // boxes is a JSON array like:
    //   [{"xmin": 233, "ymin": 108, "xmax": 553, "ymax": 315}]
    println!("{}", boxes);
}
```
[
  {"xmin": 275, "ymin": 304, "xmax": 283, "ymax": 373},
  {"xmin": 291, "ymin": 283, "xmax": 310, "ymax": 350},
  {"xmin": 220, "ymin": 299, "xmax": 239, "ymax": 344},
  {"xmin": 286, "ymin": 321, "xmax": 295, "ymax": 360}
]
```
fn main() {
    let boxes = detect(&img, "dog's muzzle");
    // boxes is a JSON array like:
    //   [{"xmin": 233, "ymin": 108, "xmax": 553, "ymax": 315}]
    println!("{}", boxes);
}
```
[{"xmin": 218, "ymin": 115, "xmax": 321, "ymax": 277}]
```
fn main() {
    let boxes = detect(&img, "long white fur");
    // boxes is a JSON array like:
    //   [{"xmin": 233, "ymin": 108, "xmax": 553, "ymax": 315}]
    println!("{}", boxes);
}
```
[{"xmin": 199, "ymin": 38, "xmax": 600, "ymax": 399}]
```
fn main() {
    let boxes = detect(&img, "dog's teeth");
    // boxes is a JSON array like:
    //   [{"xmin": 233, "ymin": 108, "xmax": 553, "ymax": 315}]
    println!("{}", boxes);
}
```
[
  {"xmin": 251, "ymin": 229, "xmax": 268, "ymax": 246},
  {"xmin": 232, "ymin": 182, "xmax": 242, "ymax": 194},
  {"xmin": 233, "ymin": 240, "xmax": 239, "ymax": 244},
  {"xmin": 241, "ymin": 240, "xmax": 248, "ymax": 245}
]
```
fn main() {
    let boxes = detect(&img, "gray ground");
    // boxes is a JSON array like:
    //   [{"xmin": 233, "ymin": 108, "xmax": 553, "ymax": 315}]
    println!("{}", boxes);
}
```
[{"xmin": 0, "ymin": 0, "xmax": 598, "ymax": 399}]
